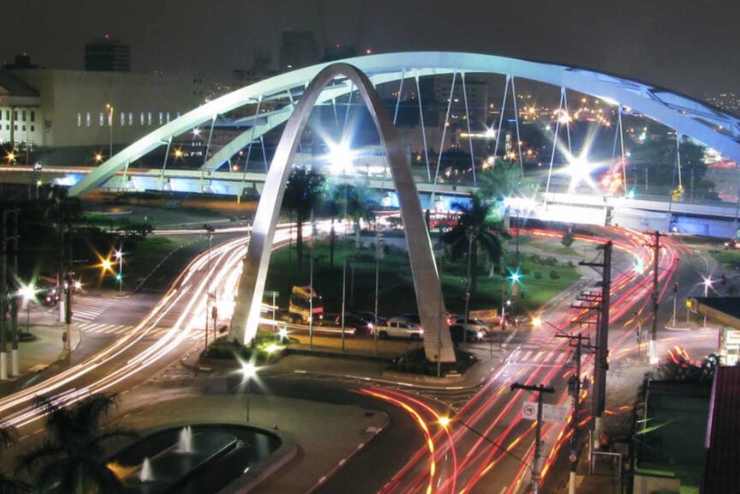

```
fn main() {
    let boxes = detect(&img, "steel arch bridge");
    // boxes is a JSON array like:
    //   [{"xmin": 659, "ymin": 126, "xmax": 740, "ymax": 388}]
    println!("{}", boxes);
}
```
[{"xmin": 69, "ymin": 51, "xmax": 740, "ymax": 198}]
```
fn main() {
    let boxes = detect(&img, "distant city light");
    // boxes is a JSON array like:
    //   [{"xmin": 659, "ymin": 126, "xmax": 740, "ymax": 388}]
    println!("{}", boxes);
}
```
[
  {"xmin": 438, "ymin": 416, "xmax": 451, "ymax": 428},
  {"xmin": 192, "ymin": 128, "xmax": 201, "ymax": 137},
  {"xmin": 94, "ymin": 153, "xmax": 104, "ymax": 163}
]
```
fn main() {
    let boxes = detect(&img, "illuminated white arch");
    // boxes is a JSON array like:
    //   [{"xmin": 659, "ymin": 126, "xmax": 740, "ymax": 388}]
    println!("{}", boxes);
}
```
[
  {"xmin": 229, "ymin": 63, "xmax": 456, "ymax": 363},
  {"xmin": 69, "ymin": 51, "xmax": 740, "ymax": 196}
]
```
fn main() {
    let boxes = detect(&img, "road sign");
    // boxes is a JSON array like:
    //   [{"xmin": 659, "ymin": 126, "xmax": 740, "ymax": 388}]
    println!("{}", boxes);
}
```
[{"xmin": 521, "ymin": 402, "xmax": 569, "ymax": 423}]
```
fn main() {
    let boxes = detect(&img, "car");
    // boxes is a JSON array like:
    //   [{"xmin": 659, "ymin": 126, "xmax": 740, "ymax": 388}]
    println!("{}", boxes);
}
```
[
  {"xmin": 374, "ymin": 317, "xmax": 423, "ymax": 340},
  {"xmin": 333, "ymin": 313, "xmax": 375, "ymax": 335},
  {"xmin": 449, "ymin": 324, "xmax": 485, "ymax": 343},
  {"xmin": 354, "ymin": 311, "xmax": 386, "ymax": 326},
  {"xmin": 452, "ymin": 317, "xmax": 492, "ymax": 336}
]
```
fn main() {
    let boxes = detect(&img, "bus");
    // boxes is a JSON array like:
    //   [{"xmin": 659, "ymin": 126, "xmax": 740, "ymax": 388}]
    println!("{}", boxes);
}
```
[{"xmin": 288, "ymin": 286, "xmax": 324, "ymax": 324}]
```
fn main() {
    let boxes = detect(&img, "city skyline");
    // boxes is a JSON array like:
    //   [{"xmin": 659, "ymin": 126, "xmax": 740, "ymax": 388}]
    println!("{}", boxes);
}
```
[{"xmin": 2, "ymin": 0, "xmax": 738, "ymax": 102}]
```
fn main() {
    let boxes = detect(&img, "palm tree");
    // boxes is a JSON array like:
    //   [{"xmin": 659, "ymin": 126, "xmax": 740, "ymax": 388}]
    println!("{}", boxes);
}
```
[
  {"xmin": 283, "ymin": 167, "xmax": 325, "ymax": 269},
  {"xmin": 442, "ymin": 194, "xmax": 508, "ymax": 300},
  {"xmin": 19, "ymin": 394, "xmax": 135, "ymax": 494},
  {"xmin": 325, "ymin": 183, "xmax": 377, "ymax": 250},
  {"xmin": 477, "ymin": 159, "xmax": 521, "ymax": 203},
  {"xmin": 0, "ymin": 425, "xmax": 28, "ymax": 494}
]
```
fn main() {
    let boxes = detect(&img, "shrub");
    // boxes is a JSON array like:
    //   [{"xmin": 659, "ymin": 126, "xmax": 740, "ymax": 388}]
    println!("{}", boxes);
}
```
[
  {"xmin": 534, "ymin": 271, "xmax": 542, "ymax": 280},
  {"xmin": 549, "ymin": 270, "xmax": 560, "ymax": 280}
]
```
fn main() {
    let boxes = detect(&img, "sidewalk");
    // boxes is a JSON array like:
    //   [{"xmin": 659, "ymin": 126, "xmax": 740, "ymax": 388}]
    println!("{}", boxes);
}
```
[{"xmin": 0, "ymin": 322, "xmax": 81, "ymax": 396}]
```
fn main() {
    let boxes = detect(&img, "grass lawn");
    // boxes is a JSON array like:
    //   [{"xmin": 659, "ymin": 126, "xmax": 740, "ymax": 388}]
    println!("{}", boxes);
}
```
[
  {"xmin": 709, "ymin": 248, "xmax": 740, "ymax": 270},
  {"xmin": 265, "ymin": 238, "xmax": 580, "ymax": 317},
  {"xmin": 120, "ymin": 235, "xmax": 209, "ymax": 292}
]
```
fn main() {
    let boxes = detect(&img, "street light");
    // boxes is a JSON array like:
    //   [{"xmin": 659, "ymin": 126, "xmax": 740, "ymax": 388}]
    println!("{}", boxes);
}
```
[
  {"xmin": 237, "ymin": 360, "xmax": 259, "ymax": 423},
  {"xmin": 114, "ymin": 248, "xmax": 124, "ymax": 293},
  {"xmin": 94, "ymin": 152, "xmax": 104, "ymax": 163},
  {"xmin": 18, "ymin": 281, "xmax": 38, "ymax": 336},
  {"xmin": 702, "ymin": 276, "xmax": 714, "ymax": 327},
  {"xmin": 105, "ymin": 104, "xmax": 114, "ymax": 159},
  {"xmin": 6, "ymin": 151, "xmax": 16, "ymax": 164}
]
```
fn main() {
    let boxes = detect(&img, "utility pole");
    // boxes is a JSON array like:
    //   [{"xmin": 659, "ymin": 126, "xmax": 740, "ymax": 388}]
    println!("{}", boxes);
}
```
[
  {"xmin": 8, "ymin": 209, "xmax": 20, "ymax": 377},
  {"xmin": 511, "ymin": 383, "xmax": 555, "ymax": 494},
  {"xmin": 672, "ymin": 282, "xmax": 678, "ymax": 327},
  {"xmin": 374, "ymin": 230, "xmax": 382, "ymax": 356},
  {"xmin": 556, "ymin": 332, "xmax": 596, "ymax": 494},
  {"xmin": 579, "ymin": 241, "xmax": 612, "ymax": 450},
  {"xmin": 464, "ymin": 227, "xmax": 476, "ymax": 343},
  {"xmin": 648, "ymin": 231, "xmax": 661, "ymax": 364},
  {"xmin": 341, "ymin": 258, "xmax": 347, "ymax": 353}
]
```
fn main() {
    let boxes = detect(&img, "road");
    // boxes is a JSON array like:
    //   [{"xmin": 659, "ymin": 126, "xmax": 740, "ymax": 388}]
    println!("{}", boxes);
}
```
[
  {"xmin": 1, "ymin": 221, "xmax": 718, "ymax": 494},
  {"xmin": 359, "ymin": 226, "xmax": 688, "ymax": 494}
]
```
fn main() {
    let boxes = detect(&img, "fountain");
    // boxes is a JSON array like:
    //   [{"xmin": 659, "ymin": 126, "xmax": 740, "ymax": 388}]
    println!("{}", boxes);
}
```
[
  {"xmin": 139, "ymin": 457, "xmax": 154, "ymax": 483},
  {"xmin": 176, "ymin": 426, "xmax": 194, "ymax": 454}
]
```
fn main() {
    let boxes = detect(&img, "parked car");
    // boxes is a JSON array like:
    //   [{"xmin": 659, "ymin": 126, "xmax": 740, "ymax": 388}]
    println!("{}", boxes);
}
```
[
  {"xmin": 332, "ymin": 312, "xmax": 375, "ymax": 335},
  {"xmin": 452, "ymin": 317, "xmax": 492, "ymax": 336},
  {"xmin": 374, "ymin": 317, "xmax": 424, "ymax": 340}
]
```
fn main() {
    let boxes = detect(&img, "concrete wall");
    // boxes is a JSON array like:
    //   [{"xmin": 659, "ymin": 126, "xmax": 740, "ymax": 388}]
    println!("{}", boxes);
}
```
[{"xmin": 7, "ymin": 69, "xmax": 206, "ymax": 148}]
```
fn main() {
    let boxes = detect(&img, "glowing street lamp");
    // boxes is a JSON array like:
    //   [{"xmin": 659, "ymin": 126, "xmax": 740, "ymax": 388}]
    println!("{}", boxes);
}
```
[
  {"xmin": 278, "ymin": 326, "xmax": 289, "ymax": 343},
  {"xmin": 94, "ymin": 153, "xmax": 104, "ymax": 163},
  {"xmin": 531, "ymin": 316, "xmax": 542, "ymax": 329},
  {"xmin": 5, "ymin": 151, "xmax": 16, "ymax": 164},
  {"xmin": 17, "ymin": 281, "xmax": 38, "ymax": 336},
  {"xmin": 438, "ymin": 416, "xmax": 451, "ymax": 429},
  {"xmin": 508, "ymin": 268, "xmax": 522, "ymax": 285},
  {"xmin": 237, "ymin": 359, "xmax": 259, "ymax": 422},
  {"xmin": 325, "ymin": 139, "xmax": 356, "ymax": 175},
  {"xmin": 173, "ymin": 148, "xmax": 184, "ymax": 159},
  {"xmin": 192, "ymin": 128, "xmax": 201, "ymax": 137}
]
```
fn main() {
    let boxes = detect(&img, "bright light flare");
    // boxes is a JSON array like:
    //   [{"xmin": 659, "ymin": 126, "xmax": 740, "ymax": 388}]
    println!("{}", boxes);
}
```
[
  {"xmin": 324, "ymin": 139, "xmax": 356, "ymax": 175},
  {"xmin": 437, "ymin": 415, "xmax": 451, "ymax": 429},
  {"xmin": 531, "ymin": 316, "xmax": 542, "ymax": 328},
  {"xmin": 18, "ymin": 282, "xmax": 38, "ymax": 302}
]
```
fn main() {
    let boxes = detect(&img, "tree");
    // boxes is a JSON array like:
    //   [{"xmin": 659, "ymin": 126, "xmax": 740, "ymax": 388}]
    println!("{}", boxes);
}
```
[
  {"xmin": 477, "ymin": 160, "xmax": 522, "ymax": 203},
  {"xmin": 442, "ymin": 194, "xmax": 508, "ymax": 299},
  {"xmin": 324, "ymin": 182, "xmax": 377, "ymax": 250},
  {"xmin": 19, "ymin": 394, "xmax": 136, "ymax": 494},
  {"xmin": 283, "ymin": 167, "xmax": 325, "ymax": 269}
]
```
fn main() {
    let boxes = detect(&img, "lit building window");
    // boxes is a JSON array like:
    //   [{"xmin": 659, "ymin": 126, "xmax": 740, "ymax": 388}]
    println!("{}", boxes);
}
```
[
  {"xmin": 140, "ymin": 112, "xmax": 145, "ymax": 126},
  {"xmin": 166, "ymin": 112, "xmax": 170, "ymax": 122},
  {"xmin": 120, "ymin": 113, "xmax": 126, "ymax": 126},
  {"xmin": 159, "ymin": 112, "xmax": 163, "ymax": 125},
  {"xmin": 128, "ymin": 113, "xmax": 133, "ymax": 126},
  {"xmin": 148, "ymin": 112, "xmax": 152, "ymax": 126},
  {"xmin": 86, "ymin": 112, "xmax": 91, "ymax": 127},
  {"xmin": 77, "ymin": 113, "xmax": 82, "ymax": 127},
  {"xmin": 99, "ymin": 113, "xmax": 105, "ymax": 126}
]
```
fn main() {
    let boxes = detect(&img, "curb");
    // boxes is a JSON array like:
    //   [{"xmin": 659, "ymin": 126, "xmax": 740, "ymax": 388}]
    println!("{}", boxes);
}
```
[
  {"xmin": 285, "ymin": 347, "xmax": 394, "ymax": 363},
  {"xmin": 219, "ymin": 430, "xmax": 300, "ymax": 494}
]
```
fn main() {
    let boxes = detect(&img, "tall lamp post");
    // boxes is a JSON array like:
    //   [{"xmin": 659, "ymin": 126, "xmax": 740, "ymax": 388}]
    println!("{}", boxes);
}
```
[
  {"xmin": 238, "ymin": 360, "xmax": 258, "ymax": 423},
  {"xmin": 18, "ymin": 282, "xmax": 38, "ymax": 337},
  {"xmin": 105, "ymin": 104, "xmax": 114, "ymax": 159},
  {"xmin": 702, "ymin": 276, "xmax": 713, "ymax": 327},
  {"xmin": 114, "ymin": 247, "xmax": 123, "ymax": 293}
]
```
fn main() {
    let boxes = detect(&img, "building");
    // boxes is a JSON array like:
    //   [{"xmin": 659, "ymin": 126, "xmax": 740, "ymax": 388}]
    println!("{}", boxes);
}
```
[
  {"xmin": 0, "ymin": 61, "xmax": 209, "ymax": 162},
  {"xmin": 702, "ymin": 365, "xmax": 740, "ymax": 493},
  {"xmin": 279, "ymin": 30, "xmax": 319, "ymax": 72},
  {"xmin": 85, "ymin": 36, "xmax": 131, "ymax": 72}
]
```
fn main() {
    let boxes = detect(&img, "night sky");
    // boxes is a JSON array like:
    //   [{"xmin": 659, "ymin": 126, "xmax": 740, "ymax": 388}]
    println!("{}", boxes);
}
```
[{"xmin": 3, "ymin": 0, "xmax": 739, "ymax": 101}]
